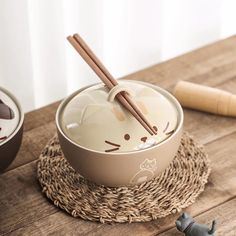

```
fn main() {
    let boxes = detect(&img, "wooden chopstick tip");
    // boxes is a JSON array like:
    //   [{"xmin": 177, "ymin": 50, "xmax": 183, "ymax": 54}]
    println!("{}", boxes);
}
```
[
  {"xmin": 73, "ymin": 33, "xmax": 79, "ymax": 38},
  {"xmin": 67, "ymin": 35, "xmax": 73, "ymax": 42}
]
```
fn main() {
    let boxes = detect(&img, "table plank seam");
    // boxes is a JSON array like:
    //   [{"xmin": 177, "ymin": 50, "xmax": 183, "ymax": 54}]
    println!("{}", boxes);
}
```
[{"xmin": 3, "ymin": 210, "xmax": 59, "ymax": 236}]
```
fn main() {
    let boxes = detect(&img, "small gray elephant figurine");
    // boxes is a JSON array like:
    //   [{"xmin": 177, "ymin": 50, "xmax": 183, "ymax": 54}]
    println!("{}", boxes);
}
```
[{"xmin": 176, "ymin": 213, "xmax": 216, "ymax": 236}]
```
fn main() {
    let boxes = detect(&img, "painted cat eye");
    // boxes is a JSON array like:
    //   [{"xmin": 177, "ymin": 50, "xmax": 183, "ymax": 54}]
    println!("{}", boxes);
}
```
[
  {"xmin": 153, "ymin": 126, "xmax": 158, "ymax": 132},
  {"xmin": 124, "ymin": 134, "xmax": 130, "ymax": 140}
]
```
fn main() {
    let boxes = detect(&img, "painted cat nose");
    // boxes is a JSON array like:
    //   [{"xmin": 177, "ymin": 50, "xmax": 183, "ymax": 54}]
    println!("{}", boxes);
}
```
[{"xmin": 141, "ymin": 137, "xmax": 147, "ymax": 143}]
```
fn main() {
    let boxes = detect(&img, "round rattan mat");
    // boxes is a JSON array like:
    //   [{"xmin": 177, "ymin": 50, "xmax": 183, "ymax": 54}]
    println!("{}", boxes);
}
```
[{"xmin": 37, "ymin": 132, "xmax": 210, "ymax": 223}]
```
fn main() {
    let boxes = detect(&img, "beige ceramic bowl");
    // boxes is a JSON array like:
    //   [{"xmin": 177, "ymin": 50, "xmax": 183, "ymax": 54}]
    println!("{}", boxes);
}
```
[
  {"xmin": 0, "ymin": 87, "xmax": 24, "ymax": 173},
  {"xmin": 56, "ymin": 81, "xmax": 183, "ymax": 187}
]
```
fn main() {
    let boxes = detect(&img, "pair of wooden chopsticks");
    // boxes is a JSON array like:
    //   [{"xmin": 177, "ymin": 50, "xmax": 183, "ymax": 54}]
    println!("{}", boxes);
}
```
[{"xmin": 67, "ymin": 33, "xmax": 156, "ymax": 135}]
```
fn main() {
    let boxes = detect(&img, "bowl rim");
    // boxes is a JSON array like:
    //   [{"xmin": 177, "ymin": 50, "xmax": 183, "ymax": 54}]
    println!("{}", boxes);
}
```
[
  {"xmin": 0, "ymin": 86, "xmax": 24, "ymax": 147},
  {"xmin": 56, "ymin": 80, "xmax": 184, "ymax": 155}
]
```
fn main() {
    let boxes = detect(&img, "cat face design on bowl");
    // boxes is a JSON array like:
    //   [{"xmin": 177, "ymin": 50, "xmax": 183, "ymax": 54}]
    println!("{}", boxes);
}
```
[
  {"xmin": 130, "ymin": 158, "xmax": 157, "ymax": 184},
  {"xmin": 0, "ymin": 99, "xmax": 15, "ymax": 142},
  {"xmin": 102, "ymin": 119, "xmax": 173, "ymax": 153},
  {"xmin": 62, "ymin": 85, "xmax": 177, "ymax": 153}
]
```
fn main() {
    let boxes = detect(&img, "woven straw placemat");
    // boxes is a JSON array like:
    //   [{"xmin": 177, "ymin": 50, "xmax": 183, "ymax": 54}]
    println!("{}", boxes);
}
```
[{"xmin": 37, "ymin": 132, "xmax": 210, "ymax": 223}]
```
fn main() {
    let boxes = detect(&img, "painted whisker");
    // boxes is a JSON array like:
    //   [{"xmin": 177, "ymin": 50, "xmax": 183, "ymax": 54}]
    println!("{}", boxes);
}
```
[
  {"xmin": 104, "ymin": 140, "xmax": 121, "ymax": 152},
  {"xmin": 163, "ymin": 121, "xmax": 169, "ymax": 133},
  {"xmin": 105, "ymin": 147, "xmax": 120, "ymax": 153},
  {"xmin": 0, "ymin": 136, "xmax": 7, "ymax": 140},
  {"xmin": 105, "ymin": 140, "xmax": 120, "ymax": 147},
  {"xmin": 165, "ymin": 129, "xmax": 175, "ymax": 135}
]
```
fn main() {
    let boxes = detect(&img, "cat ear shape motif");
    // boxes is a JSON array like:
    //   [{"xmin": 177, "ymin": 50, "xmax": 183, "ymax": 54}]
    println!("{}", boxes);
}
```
[
  {"xmin": 136, "ymin": 101, "xmax": 148, "ymax": 115},
  {"xmin": 134, "ymin": 87, "xmax": 161, "ymax": 115},
  {"xmin": 80, "ymin": 104, "xmax": 106, "ymax": 124},
  {"xmin": 76, "ymin": 94, "xmax": 97, "ymax": 108},
  {"xmin": 80, "ymin": 103, "xmax": 127, "ymax": 124},
  {"xmin": 182, "ymin": 212, "xmax": 188, "ymax": 219},
  {"xmin": 136, "ymin": 86, "xmax": 161, "ymax": 97},
  {"xmin": 111, "ymin": 105, "xmax": 126, "ymax": 121}
]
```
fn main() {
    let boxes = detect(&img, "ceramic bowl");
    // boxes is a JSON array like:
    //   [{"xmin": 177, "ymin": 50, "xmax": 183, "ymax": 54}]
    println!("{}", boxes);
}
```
[
  {"xmin": 56, "ymin": 81, "xmax": 184, "ymax": 187},
  {"xmin": 0, "ymin": 87, "xmax": 24, "ymax": 173}
]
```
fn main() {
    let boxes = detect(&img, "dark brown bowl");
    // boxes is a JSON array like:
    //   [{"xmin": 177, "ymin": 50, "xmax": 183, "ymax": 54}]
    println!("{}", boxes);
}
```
[{"xmin": 0, "ymin": 87, "xmax": 24, "ymax": 173}]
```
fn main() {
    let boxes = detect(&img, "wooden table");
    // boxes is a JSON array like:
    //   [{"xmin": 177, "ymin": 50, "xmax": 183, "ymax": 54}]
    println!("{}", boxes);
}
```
[{"xmin": 1, "ymin": 36, "xmax": 236, "ymax": 236}]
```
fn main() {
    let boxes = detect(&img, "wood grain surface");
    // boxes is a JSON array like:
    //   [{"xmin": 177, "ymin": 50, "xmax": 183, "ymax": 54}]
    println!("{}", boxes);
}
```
[{"xmin": 1, "ymin": 36, "xmax": 236, "ymax": 235}]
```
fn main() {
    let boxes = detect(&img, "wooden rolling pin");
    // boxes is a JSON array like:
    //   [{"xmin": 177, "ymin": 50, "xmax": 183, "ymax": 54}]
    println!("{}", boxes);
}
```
[{"xmin": 173, "ymin": 81, "xmax": 236, "ymax": 117}]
